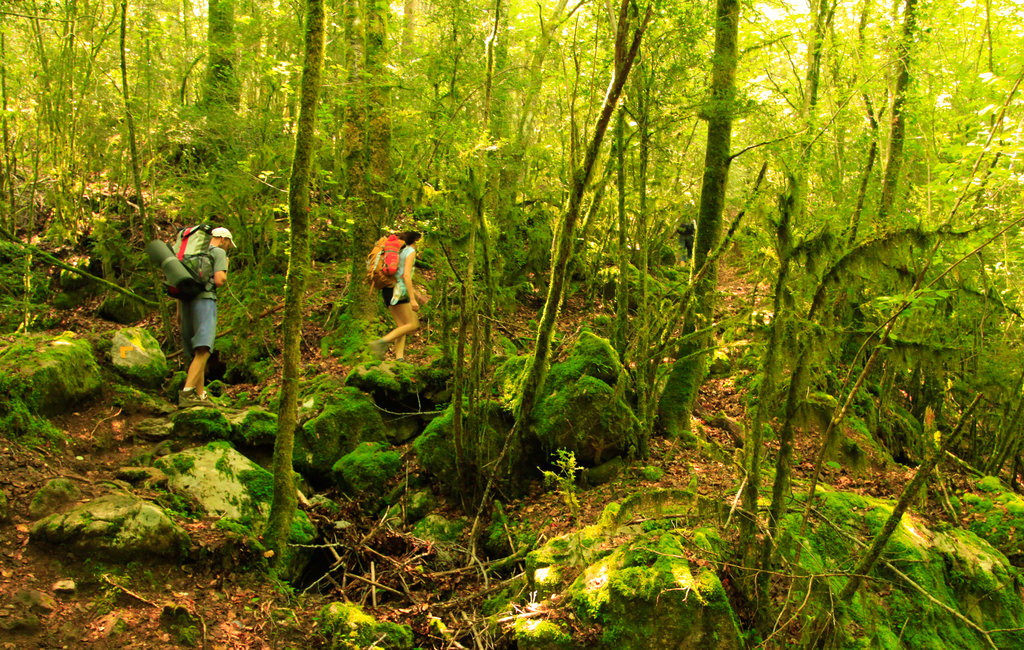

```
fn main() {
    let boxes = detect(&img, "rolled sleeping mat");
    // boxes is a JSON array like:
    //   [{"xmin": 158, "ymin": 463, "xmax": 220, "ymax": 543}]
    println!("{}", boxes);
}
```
[{"xmin": 145, "ymin": 240, "xmax": 198, "ymax": 291}]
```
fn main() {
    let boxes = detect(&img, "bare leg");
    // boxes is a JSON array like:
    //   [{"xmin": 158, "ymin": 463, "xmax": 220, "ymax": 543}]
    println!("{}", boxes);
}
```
[
  {"xmin": 184, "ymin": 347, "xmax": 211, "ymax": 394},
  {"xmin": 382, "ymin": 303, "xmax": 419, "ymax": 358}
]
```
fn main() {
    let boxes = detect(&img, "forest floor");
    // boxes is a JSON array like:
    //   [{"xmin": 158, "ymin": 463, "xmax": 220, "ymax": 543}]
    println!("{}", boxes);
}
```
[{"xmin": 0, "ymin": 256, "xmax": 967, "ymax": 649}]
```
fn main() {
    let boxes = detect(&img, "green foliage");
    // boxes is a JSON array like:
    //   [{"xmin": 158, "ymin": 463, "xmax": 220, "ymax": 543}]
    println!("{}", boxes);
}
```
[{"xmin": 542, "ymin": 449, "xmax": 582, "ymax": 523}]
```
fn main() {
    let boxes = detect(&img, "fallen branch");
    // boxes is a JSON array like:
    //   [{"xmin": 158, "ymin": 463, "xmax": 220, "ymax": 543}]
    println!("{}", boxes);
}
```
[
  {"xmin": 101, "ymin": 574, "xmax": 160, "ymax": 608},
  {"xmin": 0, "ymin": 225, "xmax": 158, "ymax": 308}
]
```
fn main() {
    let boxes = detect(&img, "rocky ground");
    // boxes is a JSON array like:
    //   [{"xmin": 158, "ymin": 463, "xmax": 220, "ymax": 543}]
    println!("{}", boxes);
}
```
[{"xmin": 2, "ymin": 255, "xmax": 1020, "ymax": 649}]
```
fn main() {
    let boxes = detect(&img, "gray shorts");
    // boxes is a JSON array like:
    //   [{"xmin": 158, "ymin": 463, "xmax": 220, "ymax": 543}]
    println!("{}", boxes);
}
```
[{"xmin": 181, "ymin": 298, "xmax": 218, "ymax": 358}]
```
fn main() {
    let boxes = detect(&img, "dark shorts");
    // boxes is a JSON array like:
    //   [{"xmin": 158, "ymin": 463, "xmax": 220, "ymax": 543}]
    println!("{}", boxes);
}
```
[{"xmin": 381, "ymin": 287, "xmax": 409, "ymax": 307}]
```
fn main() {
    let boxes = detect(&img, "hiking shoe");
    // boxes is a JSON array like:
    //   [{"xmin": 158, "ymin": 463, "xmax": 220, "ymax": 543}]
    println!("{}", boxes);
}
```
[
  {"xmin": 369, "ymin": 339, "xmax": 389, "ymax": 360},
  {"xmin": 178, "ymin": 390, "xmax": 213, "ymax": 408}
]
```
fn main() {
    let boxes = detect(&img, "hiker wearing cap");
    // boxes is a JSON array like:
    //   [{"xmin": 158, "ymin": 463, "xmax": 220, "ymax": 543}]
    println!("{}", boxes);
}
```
[
  {"xmin": 178, "ymin": 226, "xmax": 235, "ymax": 407},
  {"xmin": 370, "ymin": 231, "xmax": 422, "ymax": 362}
]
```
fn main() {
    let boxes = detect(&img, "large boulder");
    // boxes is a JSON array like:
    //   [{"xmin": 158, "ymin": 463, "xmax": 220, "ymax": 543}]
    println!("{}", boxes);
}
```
[
  {"xmin": 155, "ymin": 442, "xmax": 271, "ymax": 524},
  {"xmin": 30, "ymin": 493, "xmax": 189, "ymax": 560},
  {"xmin": 109, "ymin": 327, "xmax": 169, "ymax": 388},
  {"xmin": 331, "ymin": 441, "xmax": 402, "ymax": 505},
  {"xmin": 154, "ymin": 441, "xmax": 315, "ymax": 544},
  {"xmin": 344, "ymin": 359, "xmax": 451, "ymax": 440},
  {"xmin": 779, "ymin": 486, "xmax": 1024, "ymax": 647},
  {"xmin": 413, "ymin": 399, "xmax": 531, "ymax": 497},
  {"xmin": 225, "ymin": 407, "xmax": 278, "ymax": 447},
  {"xmin": 533, "ymin": 331, "xmax": 640, "ymax": 465},
  {"xmin": 28, "ymin": 478, "xmax": 81, "ymax": 519},
  {"xmin": 517, "ymin": 491, "xmax": 742, "ymax": 649},
  {"xmin": 0, "ymin": 332, "xmax": 102, "ymax": 416},
  {"xmin": 293, "ymin": 386, "xmax": 387, "ymax": 486},
  {"xmin": 170, "ymin": 407, "xmax": 233, "ymax": 440},
  {"xmin": 564, "ymin": 532, "xmax": 741, "ymax": 649}
]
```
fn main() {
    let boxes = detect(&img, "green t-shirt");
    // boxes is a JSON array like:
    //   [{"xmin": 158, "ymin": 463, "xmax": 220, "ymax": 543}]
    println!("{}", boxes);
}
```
[{"xmin": 196, "ymin": 246, "xmax": 229, "ymax": 300}]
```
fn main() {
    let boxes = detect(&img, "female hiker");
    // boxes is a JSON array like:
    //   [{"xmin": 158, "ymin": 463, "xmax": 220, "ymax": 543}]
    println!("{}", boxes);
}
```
[{"xmin": 370, "ymin": 231, "xmax": 423, "ymax": 361}]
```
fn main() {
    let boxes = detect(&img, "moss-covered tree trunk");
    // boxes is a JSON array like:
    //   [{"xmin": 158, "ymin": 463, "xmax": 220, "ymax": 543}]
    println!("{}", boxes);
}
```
[
  {"xmin": 613, "ymin": 107, "xmax": 628, "ymax": 360},
  {"xmin": 343, "ymin": 0, "xmax": 375, "ymax": 321},
  {"xmin": 657, "ymin": 0, "xmax": 740, "ymax": 437},
  {"xmin": 875, "ymin": 0, "xmax": 918, "ymax": 224},
  {"xmin": 265, "ymin": 0, "xmax": 324, "ymax": 559},
  {"xmin": 0, "ymin": 32, "xmax": 12, "ymax": 233},
  {"xmin": 365, "ymin": 0, "xmax": 391, "ymax": 231},
  {"xmin": 203, "ymin": 0, "xmax": 238, "ymax": 110},
  {"xmin": 345, "ymin": 0, "xmax": 392, "ymax": 324}
]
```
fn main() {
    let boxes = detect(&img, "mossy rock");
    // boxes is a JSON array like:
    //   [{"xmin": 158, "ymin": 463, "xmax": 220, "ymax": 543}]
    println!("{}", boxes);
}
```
[
  {"xmin": 412, "ymin": 514, "xmax": 466, "ymax": 543},
  {"xmin": 344, "ymin": 358, "xmax": 450, "ymax": 411},
  {"xmin": 535, "ymin": 375, "xmax": 640, "ymax": 466},
  {"xmin": 97, "ymin": 294, "xmax": 150, "ymax": 325},
  {"xmin": 293, "ymin": 387, "xmax": 387, "ymax": 486},
  {"xmin": 110, "ymin": 384, "xmax": 175, "ymax": 416},
  {"xmin": 534, "ymin": 331, "xmax": 640, "ymax": 465},
  {"xmin": 225, "ymin": 407, "xmax": 278, "ymax": 447},
  {"xmin": 779, "ymin": 486, "xmax": 1024, "ymax": 648},
  {"xmin": 567, "ymin": 530, "xmax": 742, "ymax": 648},
  {"xmin": 413, "ymin": 399, "xmax": 529, "ymax": 497},
  {"xmin": 318, "ymin": 602, "xmax": 413, "ymax": 650},
  {"xmin": 0, "ymin": 487, "xmax": 9, "ymax": 523},
  {"xmin": 493, "ymin": 354, "xmax": 530, "ymax": 409},
  {"xmin": 154, "ymin": 441, "xmax": 315, "ymax": 577},
  {"xmin": 514, "ymin": 618, "xmax": 573, "ymax": 650},
  {"xmin": 0, "ymin": 332, "xmax": 102, "ymax": 416},
  {"xmin": 29, "ymin": 478, "xmax": 82, "ymax": 519},
  {"xmin": 30, "ymin": 493, "xmax": 190, "ymax": 560},
  {"xmin": 109, "ymin": 327, "xmax": 169, "ymax": 388},
  {"xmin": 170, "ymin": 407, "xmax": 233, "ymax": 440},
  {"xmin": 331, "ymin": 441, "xmax": 402, "ymax": 499},
  {"xmin": 961, "ymin": 476, "xmax": 1024, "ymax": 564}
]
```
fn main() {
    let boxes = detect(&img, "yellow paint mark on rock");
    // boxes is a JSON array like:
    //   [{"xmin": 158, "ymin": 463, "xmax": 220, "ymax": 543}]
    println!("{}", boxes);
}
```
[{"xmin": 120, "ymin": 345, "xmax": 136, "ymax": 358}]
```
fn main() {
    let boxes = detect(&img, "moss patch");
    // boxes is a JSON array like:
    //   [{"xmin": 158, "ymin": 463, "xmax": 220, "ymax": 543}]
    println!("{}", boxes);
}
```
[
  {"xmin": 777, "ymin": 486, "xmax": 1024, "ymax": 648},
  {"xmin": 293, "ymin": 386, "xmax": 386, "ymax": 486},
  {"xmin": 318, "ymin": 601, "xmax": 413, "ymax": 649},
  {"xmin": 0, "ymin": 332, "xmax": 103, "ymax": 415},
  {"xmin": 331, "ymin": 441, "xmax": 402, "ymax": 498}
]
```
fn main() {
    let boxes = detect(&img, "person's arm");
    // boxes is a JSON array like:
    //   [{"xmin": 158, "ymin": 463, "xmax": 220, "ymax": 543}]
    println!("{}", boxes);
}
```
[
  {"xmin": 402, "ymin": 251, "xmax": 418, "ymax": 310},
  {"xmin": 213, "ymin": 247, "xmax": 228, "ymax": 287}
]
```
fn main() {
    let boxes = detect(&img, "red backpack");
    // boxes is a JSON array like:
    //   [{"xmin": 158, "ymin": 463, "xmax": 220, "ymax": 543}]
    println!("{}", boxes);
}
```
[{"xmin": 365, "ymin": 235, "xmax": 403, "ymax": 290}]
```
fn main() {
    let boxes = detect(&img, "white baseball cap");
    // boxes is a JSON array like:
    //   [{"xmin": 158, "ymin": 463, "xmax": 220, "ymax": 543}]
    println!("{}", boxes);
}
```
[{"xmin": 211, "ymin": 227, "xmax": 236, "ymax": 247}]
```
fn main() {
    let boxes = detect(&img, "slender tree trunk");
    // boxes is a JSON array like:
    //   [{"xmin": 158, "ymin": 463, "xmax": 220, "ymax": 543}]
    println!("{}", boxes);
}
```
[
  {"xmin": 516, "ymin": 1, "xmax": 651, "ymax": 426},
  {"xmin": 401, "ymin": 0, "xmax": 417, "ymax": 56},
  {"xmin": 613, "ymin": 107, "xmax": 628, "ymax": 360},
  {"xmin": 121, "ymin": 0, "xmax": 173, "ymax": 340},
  {"xmin": 749, "ymin": 0, "xmax": 833, "ymax": 580},
  {"xmin": 365, "ymin": 0, "xmax": 391, "ymax": 226},
  {"xmin": 0, "ymin": 32, "xmax": 15, "ymax": 232},
  {"xmin": 265, "ymin": 0, "xmax": 325, "ymax": 559},
  {"xmin": 838, "ymin": 397, "xmax": 980, "ymax": 602},
  {"xmin": 658, "ymin": 0, "xmax": 740, "ymax": 437},
  {"xmin": 876, "ymin": 0, "xmax": 918, "ymax": 223},
  {"xmin": 470, "ymin": 1, "xmax": 652, "ymax": 558}
]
